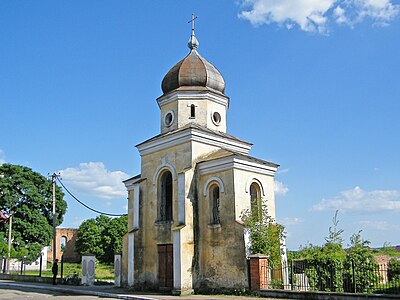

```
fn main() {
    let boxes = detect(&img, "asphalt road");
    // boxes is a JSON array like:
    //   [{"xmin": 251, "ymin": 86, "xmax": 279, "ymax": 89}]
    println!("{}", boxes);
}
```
[{"xmin": 0, "ymin": 286, "xmax": 117, "ymax": 300}]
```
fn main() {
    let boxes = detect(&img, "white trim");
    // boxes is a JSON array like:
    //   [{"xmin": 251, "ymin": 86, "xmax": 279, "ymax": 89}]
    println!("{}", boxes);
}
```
[
  {"xmin": 245, "ymin": 177, "xmax": 266, "ymax": 197},
  {"xmin": 199, "ymin": 156, "xmax": 278, "ymax": 176},
  {"xmin": 127, "ymin": 232, "xmax": 134, "ymax": 287},
  {"xmin": 133, "ymin": 184, "xmax": 140, "ymax": 229},
  {"xmin": 124, "ymin": 177, "xmax": 143, "ymax": 191},
  {"xmin": 211, "ymin": 111, "xmax": 222, "ymax": 126},
  {"xmin": 177, "ymin": 173, "xmax": 186, "ymax": 225},
  {"xmin": 137, "ymin": 127, "xmax": 252, "ymax": 156},
  {"xmin": 157, "ymin": 89, "xmax": 229, "ymax": 109},
  {"xmin": 153, "ymin": 163, "xmax": 177, "ymax": 184},
  {"xmin": 203, "ymin": 176, "xmax": 225, "ymax": 197},
  {"xmin": 163, "ymin": 110, "xmax": 175, "ymax": 127},
  {"xmin": 173, "ymin": 230, "xmax": 181, "ymax": 291}
]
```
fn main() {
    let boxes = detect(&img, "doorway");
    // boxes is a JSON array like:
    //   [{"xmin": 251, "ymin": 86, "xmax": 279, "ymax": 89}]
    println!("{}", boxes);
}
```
[{"xmin": 158, "ymin": 244, "xmax": 173, "ymax": 289}]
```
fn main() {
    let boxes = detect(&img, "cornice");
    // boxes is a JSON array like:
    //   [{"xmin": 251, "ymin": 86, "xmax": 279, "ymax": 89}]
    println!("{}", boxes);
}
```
[
  {"xmin": 156, "ymin": 89, "xmax": 229, "ymax": 109},
  {"xmin": 198, "ymin": 156, "xmax": 277, "ymax": 177},
  {"xmin": 136, "ymin": 127, "xmax": 251, "ymax": 156}
]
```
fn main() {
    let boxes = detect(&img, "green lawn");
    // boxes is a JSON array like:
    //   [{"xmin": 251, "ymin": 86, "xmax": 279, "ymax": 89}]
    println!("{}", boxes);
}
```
[{"xmin": 22, "ymin": 262, "xmax": 114, "ymax": 280}]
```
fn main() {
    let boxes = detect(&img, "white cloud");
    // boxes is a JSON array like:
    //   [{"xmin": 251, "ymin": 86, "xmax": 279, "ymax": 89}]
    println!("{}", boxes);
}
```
[
  {"xmin": 72, "ymin": 217, "xmax": 85, "ymax": 228},
  {"xmin": 355, "ymin": 220, "xmax": 400, "ymax": 231},
  {"xmin": 0, "ymin": 150, "xmax": 5, "ymax": 164},
  {"xmin": 313, "ymin": 186, "xmax": 400, "ymax": 212},
  {"xmin": 275, "ymin": 180, "xmax": 289, "ymax": 195},
  {"xmin": 282, "ymin": 217, "xmax": 303, "ymax": 225},
  {"xmin": 59, "ymin": 162, "xmax": 129, "ymax": 200},
  {"xmin": 238, "ymin": 0, "xmax": 399, "ymax": 33},
  {"xmin": 277, "ymin": 168, "xmax": 290, "ymax": 174}
]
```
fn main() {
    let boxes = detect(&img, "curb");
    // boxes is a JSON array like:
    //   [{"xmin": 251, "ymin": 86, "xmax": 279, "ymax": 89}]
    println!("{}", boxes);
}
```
[{"xmin": 0, "ymin": 281, "xmax": 159, "ymax": 300}]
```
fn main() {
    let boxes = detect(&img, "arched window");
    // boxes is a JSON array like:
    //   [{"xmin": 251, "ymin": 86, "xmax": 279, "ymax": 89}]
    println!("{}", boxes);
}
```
[
  {"xmin": 60, "ymin": 236, "xmax": 67, "ymax": 252},
  {"xmin": 209, "ymin": 184, "xmax": 220, "ymax": 225},
  {"xmin": 190, "ymin": 104, "xmax": 196, "ymax": 118},
  {"xmin": 250, "ymin": 183, "xmax": 261, "ymax": 220},
  {"xmin": 159, "ymin": 171, "xmax": 173, "ymax": 221}
]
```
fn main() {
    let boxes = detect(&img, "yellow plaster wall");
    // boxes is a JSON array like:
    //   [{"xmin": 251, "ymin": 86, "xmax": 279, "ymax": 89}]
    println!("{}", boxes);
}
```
[
  {"xmin": 160, "ymin": 98, "xmax": 227, "ymax": 133},
  {"xmin": 133, "ymin": 141, "xmax": 196, "ymax": 289},
  {"xmin": 160, "ymin": 101, "xmax": 178, "ymax": 133},
  {"xmin": 233, "ymin": 170, "xmax": 276, "ymax": 222},
  {"xmin": 196, "ymin": 169, "xmax": 248, "ymax": 290}
]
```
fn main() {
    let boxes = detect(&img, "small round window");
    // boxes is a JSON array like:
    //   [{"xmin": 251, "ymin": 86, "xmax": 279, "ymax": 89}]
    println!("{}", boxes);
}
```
[
  {"xmin": 164, "ymin": 111, "xmax": 174, "ymax": 127},
  {"xmin": 212, "ymin": 111, "xmax": 221, "ymax": 126}
]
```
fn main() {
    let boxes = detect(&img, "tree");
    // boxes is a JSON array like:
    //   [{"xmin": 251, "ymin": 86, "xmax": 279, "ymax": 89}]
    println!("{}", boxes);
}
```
[
  {"xmin": 241, "ymin": 203, "xmax": 284, "ymax": 268},
  {"xmin": 344, "ymin": 231, "xmax": 379, "ymax": 293},
  {"xmin": 0, "ymin": 164, "xmax": 67, "ymax": 262},
  {"xmin": 76, "ymin": 215, "xmax": 127, "ymax": 264}
]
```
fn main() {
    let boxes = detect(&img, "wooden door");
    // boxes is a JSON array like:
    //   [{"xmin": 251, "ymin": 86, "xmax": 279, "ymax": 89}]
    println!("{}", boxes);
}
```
[{"xmin": 158, "ymin": 244, "xmax": 173, "ymax": 289}]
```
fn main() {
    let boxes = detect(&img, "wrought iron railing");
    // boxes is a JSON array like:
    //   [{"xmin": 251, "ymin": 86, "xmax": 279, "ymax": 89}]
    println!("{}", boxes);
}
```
[{"xmin": 265, "ymin": 260, "xmax": 400, "ymax": 294}]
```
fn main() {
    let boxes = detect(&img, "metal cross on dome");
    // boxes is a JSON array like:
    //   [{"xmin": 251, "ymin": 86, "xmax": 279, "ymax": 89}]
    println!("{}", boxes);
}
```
[
  {"xmin": 187, "ymin": 13, "xmax": 199, "ymax": 50},
  {"xmin": 188, "ymin": 13, "xmax": 198, "ymax": 32}
]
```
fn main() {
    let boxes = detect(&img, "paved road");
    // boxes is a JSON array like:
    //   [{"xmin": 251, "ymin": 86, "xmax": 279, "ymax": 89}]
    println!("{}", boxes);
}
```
[
  {"xmin": 0, "ymin": 286, "xmax": 116, "ymax": 299},
  {"xmin": 0, "ymin": 281, "xmax": 285, "ymax": 300}
]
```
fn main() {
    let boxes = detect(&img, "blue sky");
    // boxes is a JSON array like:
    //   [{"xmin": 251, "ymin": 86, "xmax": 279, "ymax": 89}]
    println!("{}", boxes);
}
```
[{"xmin": 1, "ymin": 0, "xmax": 399, "ymax": 250}]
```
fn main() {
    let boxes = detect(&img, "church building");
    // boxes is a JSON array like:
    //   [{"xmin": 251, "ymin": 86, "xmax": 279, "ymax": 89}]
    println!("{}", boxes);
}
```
[{"xmin": 122, "ymin": 20, "xmax": 279, "ymax": 294}]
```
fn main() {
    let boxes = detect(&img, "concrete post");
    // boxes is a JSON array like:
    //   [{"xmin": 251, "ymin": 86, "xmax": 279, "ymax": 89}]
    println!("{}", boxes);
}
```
[
  {"xmin": 114, "ymin": 254, "xmax": 122, "ymax": 287},
  {"xmin": 81, "ymin": 254, "xmax": 95, "ymax": 286}
]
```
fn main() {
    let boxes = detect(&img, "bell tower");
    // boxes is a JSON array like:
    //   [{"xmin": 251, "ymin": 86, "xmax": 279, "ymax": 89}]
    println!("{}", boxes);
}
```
[{"xmin": 157, "ymin": 14, "xmax": 229, "ymax": 134}]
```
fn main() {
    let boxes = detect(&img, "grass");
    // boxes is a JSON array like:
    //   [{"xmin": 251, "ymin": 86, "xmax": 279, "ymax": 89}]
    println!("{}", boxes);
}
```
[{"xmin": 21, "ymin": 262, "xmax": 114, "ymax": 280}]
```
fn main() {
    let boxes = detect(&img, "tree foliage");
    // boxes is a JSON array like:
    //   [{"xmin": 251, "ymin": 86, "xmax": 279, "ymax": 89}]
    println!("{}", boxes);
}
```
[
  {"xmin": 0, "ymin": 164, "xmax": 67, "ymax": 262},
  {"xmin": 76, "ymin": 215, "xmax": 127, "ymax": 264},
  {"xmin": 241, "ymin": 203, "xmax": 284, "ymax": 268},
  {"xmin": 290, "ymin": 212, "xmax": 379, "ymax": 293},
  {"xmin": 344, "ymin": 231, "xmax": 380, "ymax": 293}
]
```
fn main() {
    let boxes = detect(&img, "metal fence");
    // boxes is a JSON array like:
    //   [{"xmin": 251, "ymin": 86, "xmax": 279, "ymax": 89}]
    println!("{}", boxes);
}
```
[{"xmin": 266, "ymin": 260, "xmax": 400, "ymax": 294}]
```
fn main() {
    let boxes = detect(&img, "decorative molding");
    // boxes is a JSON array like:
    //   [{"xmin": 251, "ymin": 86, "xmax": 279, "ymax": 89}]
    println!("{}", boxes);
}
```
[
  {"xmin": 127, "ymin": 232, "xmax": 134, "ymax": 287},
  {"xmin": 245, "ymin": 177, "xmax": 266, "ymax": 196},
  {"xmin": 173, "ymin": 230, "xmax": 181, "ymax": 291},
  {"xmin": 157, "ymin": 89, "xmax": 229, "ymax": 109},
  {"xmin": 177, "ymin": 173, "xmax": 186, "ymax": 225},
  {"xmin": 163, "ymin": 110, "xmax": 175, "ymax": 128},
  {"xmin": 152, "ymin": 161, "xmax": 178, "ymax": 185},
  {"xmin": 137, "ymin": 127, "xmax": 252, "ymax": 156},
  {"xmin": 198, "ymin": 156, "xmax": 277, "ymax": 177},
  {"xmin": 203, "ymin": 176, "xmax": 225, "ymax": 196},
  {"xmin": 124, "ymin": 177, "xmax": 146, "ymax": 191}
]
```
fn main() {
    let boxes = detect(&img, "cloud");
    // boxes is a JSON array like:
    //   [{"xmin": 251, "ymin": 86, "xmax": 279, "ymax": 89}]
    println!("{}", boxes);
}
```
[
  {"xmin": 59, "ymin": 162, "xmax": 129, "ymax": 200},
  {"xmin": 282, "ymin": 217, "xmax": 303, "ymax": 225},
  {"xmin": 0, "ymin": 150, "xmax": 5, "ymax": 164},
  {"xmin": 275, "ymin": 180, "xmax": 289, "ymax": 195},
  {"xmin": 355, "ymin": 220, "xmax": 400, "ymax": 231},
  {"xmin": 277, "ymin": 168, "xmax": 290, "ymax": 174},
  {"xmin": 312, "ymin": 186, "xmax": 400, "ymax": 212},
  {"xmin": 238, "ymin": 0, "xmax": 399, "ymax": 33},
  {"xmin": 72, "ymin": 217, "xmax": 85, "ymax": 228}
]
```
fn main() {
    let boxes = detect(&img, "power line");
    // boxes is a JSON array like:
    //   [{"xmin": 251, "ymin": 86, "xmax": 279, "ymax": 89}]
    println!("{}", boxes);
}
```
[{"xmin": 56, "ymin": 177, "xmax": 126, "ymax": 217}]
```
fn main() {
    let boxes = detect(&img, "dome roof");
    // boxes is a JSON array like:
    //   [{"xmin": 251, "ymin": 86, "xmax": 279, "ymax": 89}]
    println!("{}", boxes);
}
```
[{"xmin": 161, "ymin": 49, "xmax": 226, "ymax": 95}]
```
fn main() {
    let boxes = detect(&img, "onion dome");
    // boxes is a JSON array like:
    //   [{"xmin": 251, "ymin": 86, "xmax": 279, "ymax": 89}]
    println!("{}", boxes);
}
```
[{"xmin": 161, "ymin": 21, "xmax": 225, "ymax": 95}]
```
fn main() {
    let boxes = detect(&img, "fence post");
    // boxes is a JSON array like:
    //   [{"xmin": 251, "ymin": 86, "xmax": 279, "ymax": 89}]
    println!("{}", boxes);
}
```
[
  {"xmin": 20, "ymin": 256, "xmax": 25, "ymax": 275},
  {"xmin": 290, "ymin": 260, "xmax": 294, "ymax": 290},
  {"xmin": 2, "ymin": 256, "xmax": 5, "ymax": 273},
  {"xmin": 39, "ymin": 254, "xmax": 42, "ymax": 277},
  {"xmin": 352, "ymin": 260, "xmax": 356, "ymax": 293},
  {"xmin": 60, "ymin": 255, "xmax": 64, "ymax": 282},
  {"xmin": 249, "ymin": 254, "xmax": 268, "ymax": 291}
]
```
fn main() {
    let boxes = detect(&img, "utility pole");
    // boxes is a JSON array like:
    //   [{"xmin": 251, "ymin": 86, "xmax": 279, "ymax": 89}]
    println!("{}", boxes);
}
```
[{"xmin": 51, "ymin": 173, "xmax": 60, "ymax": 264}]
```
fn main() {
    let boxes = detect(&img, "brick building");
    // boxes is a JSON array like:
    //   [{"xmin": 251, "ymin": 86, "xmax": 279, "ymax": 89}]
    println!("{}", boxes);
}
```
[{"xmin": 48, "ymin": 228, "xmax": 80, "ymax": 263}]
